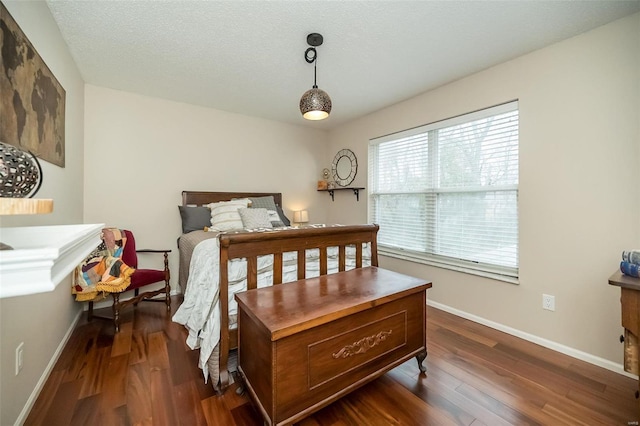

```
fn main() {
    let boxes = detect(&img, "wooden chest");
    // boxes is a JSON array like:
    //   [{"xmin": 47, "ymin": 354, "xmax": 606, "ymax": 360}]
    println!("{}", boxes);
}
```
[{"xmin": 235, "ymin": 266, "xmax": 432, "ymax": 426}]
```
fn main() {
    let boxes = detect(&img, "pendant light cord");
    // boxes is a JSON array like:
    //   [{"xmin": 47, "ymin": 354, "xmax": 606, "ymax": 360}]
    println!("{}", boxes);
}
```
[
  {"xmin": 305, "ymin": 46, "xmax": 318, "ymax": 88},
  {"xmin": 304, "ymin": 47, "xmax": 317, "ymax": 63},
  {"xmin": 313, "ymin": 60, "xmax": 318, "ymax": 88}
]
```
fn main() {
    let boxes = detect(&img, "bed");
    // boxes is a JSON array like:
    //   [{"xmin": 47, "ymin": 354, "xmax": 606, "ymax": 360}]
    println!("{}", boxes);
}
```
[
  {"xmin": 175, "ymin": 191, "xmax": 286, "ymax": 295},
  {"xmin": 173, "ymin": 191, "xmax": 379, "ymax": 393}
]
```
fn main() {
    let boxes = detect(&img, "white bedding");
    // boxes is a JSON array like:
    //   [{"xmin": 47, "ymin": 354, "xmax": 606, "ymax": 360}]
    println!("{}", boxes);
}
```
[{"xmin": 172, "ymin": 232, "xmax": 371, "ymax": 386}]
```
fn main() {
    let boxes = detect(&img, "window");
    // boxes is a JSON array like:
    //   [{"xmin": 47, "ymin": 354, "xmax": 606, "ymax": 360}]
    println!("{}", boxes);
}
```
[{"xmin": 369, "ymin": 101, "xmax": 519, "ymax": 282}]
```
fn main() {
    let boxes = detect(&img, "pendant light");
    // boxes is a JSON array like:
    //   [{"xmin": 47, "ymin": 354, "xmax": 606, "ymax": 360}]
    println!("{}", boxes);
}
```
[{"xmin": 299, "ymin": 33, "xmax": 332, "ymax": 120}]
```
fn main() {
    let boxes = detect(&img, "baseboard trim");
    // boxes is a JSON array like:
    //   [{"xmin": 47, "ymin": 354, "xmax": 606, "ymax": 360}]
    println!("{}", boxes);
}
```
[
  {"xmin": 15, "ymin": 309, "xmax": 84, "ymax": 426},
  {"xmin": 427, "ymin": 300, "xmax": 636, "ymax": 379}
]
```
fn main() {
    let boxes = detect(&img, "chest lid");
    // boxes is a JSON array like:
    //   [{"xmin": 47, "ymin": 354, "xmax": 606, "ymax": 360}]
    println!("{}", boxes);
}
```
[{"xmin": 235, "ymin": 266, "xmax": 431, "ymax": 341}]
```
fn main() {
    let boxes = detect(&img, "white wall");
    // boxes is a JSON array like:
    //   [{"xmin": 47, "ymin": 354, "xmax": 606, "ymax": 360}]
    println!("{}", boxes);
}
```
[
  {"xmin": 327, "ymin": 13, "xmax": 640, "ymax": 366},
  {"xmin": 0, "ymin": 2, "xmax": 86, "ymax": 424},
  {"xmin": 83, "ymin": 85, "xmax": 330, "ymax": 297}
]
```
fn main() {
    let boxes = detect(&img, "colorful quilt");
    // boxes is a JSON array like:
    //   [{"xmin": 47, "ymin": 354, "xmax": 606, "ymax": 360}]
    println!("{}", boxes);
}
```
[{"xmin": 73, "ymin": 228, "xmax": 135, "ymax": 301}]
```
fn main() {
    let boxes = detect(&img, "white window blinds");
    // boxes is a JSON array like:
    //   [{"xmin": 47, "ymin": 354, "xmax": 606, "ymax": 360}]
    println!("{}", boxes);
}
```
[{"xmin": 369, "ymin": 101, "xmax": 519, "ymax": 282}]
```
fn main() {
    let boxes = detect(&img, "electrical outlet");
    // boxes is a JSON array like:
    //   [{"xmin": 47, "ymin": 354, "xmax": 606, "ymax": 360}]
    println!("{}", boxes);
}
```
[
  {"xmin": 542, "ymin": 294, "xmax": 555, "ymax": 311},
  {"xmin": 15, "ymin": 342, "xmax": 24, "ymax": 375}
]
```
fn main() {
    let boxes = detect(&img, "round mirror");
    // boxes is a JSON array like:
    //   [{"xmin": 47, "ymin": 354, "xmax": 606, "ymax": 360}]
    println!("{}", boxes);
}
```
[
  {"xmin": 336, "ymin": 157, "xmax": 351, "ymax": 180},
  {"xmin": 331, "ymin": 149, "xmax": 357, "ymax": 187}
]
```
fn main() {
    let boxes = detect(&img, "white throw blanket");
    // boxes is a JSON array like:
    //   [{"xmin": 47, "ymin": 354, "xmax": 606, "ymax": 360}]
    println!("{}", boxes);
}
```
[{"xmin": 172, "ymin": 234, "xmax": 370, "ymax": 386}]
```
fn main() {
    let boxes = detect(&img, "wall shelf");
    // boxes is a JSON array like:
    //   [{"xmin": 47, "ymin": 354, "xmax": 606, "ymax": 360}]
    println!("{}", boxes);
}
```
[
  {"xmin": 0, "ymin": 223, "xmax": 104, "ymax": 298},
  {"xmin": 318, "ymin": 187, "xmax": 365, "ymax": 201},
  {"xmin": 0, "ymin": 198, "xmax": 53, "ymax": 215}
]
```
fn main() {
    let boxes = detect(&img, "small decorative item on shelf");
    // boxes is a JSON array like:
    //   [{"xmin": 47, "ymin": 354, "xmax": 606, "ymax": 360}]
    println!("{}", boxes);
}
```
[
  {"xmin": 322, "ymin": 168, "xmax": 330, "ymax": 181},
  {"xmin": 0, "ymin": 141, "xmax": 52, "ymax": 233},
  {"xmin": 327, "ymin": 181, "xmax": 335, "ymax": 190},
  {"xmin": 0, "ymin": 142, "xmax": 52, "ymax": 249},
  {"xmin": 0, "ymin": 141, "xmax": 43, "ymax": 198},
  {"xmin": 317, "ymin": 168, "xmax": 330, "ymax": 190}
]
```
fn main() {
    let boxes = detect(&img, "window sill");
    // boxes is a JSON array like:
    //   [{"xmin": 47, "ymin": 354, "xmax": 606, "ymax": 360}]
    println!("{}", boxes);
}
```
[{"xmin": 379, "ymin": 248, "xmax": 519, "ymax": 285}]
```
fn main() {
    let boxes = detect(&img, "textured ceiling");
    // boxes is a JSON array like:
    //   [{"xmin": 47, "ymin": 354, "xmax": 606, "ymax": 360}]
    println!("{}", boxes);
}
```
[{"xmin": 45, "ymin": 0, "xmax": 640, "ymax": 130}]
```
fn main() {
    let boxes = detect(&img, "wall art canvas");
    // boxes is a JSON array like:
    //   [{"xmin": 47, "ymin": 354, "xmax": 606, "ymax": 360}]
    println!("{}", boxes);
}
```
[{"xmin": 0, "ymin": 1, "xmax": 66, "ymax": 167}]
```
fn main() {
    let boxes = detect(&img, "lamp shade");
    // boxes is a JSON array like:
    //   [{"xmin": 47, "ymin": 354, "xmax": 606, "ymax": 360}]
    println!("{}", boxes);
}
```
[
  {"xmin": 300, "ymin": 88, "xmax": 332, "ymax": 120},
  {"xmin": 293, "ymin": 210, "xmax": 309, "ymax": 223}
]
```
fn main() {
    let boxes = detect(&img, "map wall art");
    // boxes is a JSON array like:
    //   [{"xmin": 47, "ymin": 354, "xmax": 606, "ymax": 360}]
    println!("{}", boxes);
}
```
[{"xmin": 0, "ymin": 1, "xmax": 66, "ymax": 167}]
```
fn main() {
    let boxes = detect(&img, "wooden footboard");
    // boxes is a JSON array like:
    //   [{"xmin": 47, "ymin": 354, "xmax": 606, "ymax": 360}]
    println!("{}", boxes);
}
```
[{"xmin": 217, "ymin": 224, "xmax": 379, "ymax": 392}]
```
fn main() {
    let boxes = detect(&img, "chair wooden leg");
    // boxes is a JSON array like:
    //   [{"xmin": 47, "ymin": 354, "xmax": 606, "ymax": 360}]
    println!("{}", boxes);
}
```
[
  {"xmin": 88, "ymin": 301, "xmax": 94, "ymax": 321},
  {"xmin": 165, "ymin": 279, "xmax": 171, "ymax": 311},
  {"xmin": 112, "ymin": 293, "xmax": 121, "ymax": 333},
  {"xmin": 163, "ymin": 252, "xmax": 171, "ymax": 311}
]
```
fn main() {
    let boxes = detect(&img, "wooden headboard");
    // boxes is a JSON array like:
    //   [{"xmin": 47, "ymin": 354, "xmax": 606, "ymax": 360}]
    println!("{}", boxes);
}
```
[{"xmin": 182, "ymin": 191, "xmax": 283, "ymax": 207}]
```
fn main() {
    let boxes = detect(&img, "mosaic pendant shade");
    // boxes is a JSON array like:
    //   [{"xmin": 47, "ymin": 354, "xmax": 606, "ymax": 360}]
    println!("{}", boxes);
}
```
[{"xmin": 300, "ymin": 87, "xmax": 332, "ymax": 120}]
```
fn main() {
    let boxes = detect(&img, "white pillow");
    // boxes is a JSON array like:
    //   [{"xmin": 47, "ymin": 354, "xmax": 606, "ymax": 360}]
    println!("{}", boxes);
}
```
[
  {"xmin": 238, "ymin": 208, "xmax": 273, "ymax": 229},
  {"xmin": 207, "ymin": 199, "xmax": 250, "ymax": 231}
]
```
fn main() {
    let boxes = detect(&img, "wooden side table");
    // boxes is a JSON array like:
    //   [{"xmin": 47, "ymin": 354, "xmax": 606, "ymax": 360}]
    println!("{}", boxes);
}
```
[{"xmin": 609, "ymin": 270, "xmax": 640, "ymax": 415}]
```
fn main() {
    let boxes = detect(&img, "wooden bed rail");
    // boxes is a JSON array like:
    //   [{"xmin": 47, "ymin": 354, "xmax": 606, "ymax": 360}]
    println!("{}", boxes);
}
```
[{"xmin": 217, "ymin": 224, "xmax": 379, "ymax": 392}]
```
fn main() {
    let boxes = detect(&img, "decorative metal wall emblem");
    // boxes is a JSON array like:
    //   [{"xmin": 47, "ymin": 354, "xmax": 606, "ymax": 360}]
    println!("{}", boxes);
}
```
[{"xmin": 0, "ymin": 141, "xmax": 42, "ymax": 198}]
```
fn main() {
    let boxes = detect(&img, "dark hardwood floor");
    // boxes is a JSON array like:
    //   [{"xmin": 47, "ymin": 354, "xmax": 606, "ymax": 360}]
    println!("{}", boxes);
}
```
[{"xmin": 25, "ymin": 296, "xmax": 638, "ymax": 425}]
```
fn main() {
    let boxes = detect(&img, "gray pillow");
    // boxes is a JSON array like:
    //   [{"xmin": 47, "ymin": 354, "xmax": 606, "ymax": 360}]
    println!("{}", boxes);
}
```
[
  {"xmin": 249, "ymin": 196, "xmax": 290, "ymax": 226},
  {"xmin": 276, "ymin": 205, "xmax": 291, "ymax": 226},
  {"xmin": 249, "ymin": 196, "xmax": 278, "ymax": 211},
  {"xmin": 178, "ymin": 205, "xmax": 211, "ymax": 233}
]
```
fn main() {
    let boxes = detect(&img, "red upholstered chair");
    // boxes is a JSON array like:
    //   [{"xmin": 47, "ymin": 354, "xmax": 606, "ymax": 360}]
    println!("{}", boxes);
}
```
[{"xmin": 87, "ymin": 230, "xmax": 171, "ymax": 332}]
